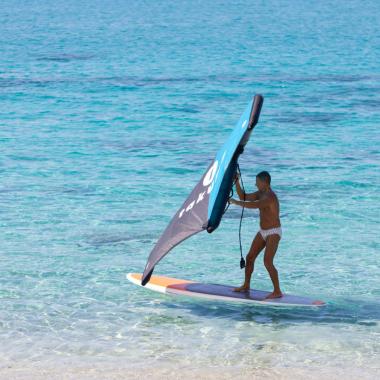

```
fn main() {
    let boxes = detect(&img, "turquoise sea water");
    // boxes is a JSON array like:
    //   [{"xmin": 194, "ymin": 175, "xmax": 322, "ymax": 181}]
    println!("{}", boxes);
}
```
[{"xmin": 0, "ymin": 0, "xmax": 379, "ymax": 376}]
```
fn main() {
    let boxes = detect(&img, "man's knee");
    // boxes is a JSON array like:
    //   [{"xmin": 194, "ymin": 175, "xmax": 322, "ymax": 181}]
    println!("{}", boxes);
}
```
[
  {"xmin": 246, "ymin": 250, "xmax": 259, "ymax": 263},
  {"xmin": 264, "ymin": 257, "xmax": 276, "ymax": 271}
]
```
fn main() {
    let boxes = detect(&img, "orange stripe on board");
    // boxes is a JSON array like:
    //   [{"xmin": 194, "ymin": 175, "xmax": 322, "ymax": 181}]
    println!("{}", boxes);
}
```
[{"xmin": 130, "ymin": 273, "xmax": 194, "ymax": 288}]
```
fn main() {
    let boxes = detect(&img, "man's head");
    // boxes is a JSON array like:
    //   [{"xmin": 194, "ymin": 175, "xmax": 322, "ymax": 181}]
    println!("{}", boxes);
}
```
[{"xmin": 256, "ymin": 171, "xmax": 271, "ymax": 191}]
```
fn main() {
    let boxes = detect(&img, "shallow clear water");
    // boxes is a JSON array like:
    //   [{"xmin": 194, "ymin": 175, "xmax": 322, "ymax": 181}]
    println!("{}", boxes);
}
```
[{"xmin": 0, "ymin": 0, "xmax": 379, "ymax": 375}]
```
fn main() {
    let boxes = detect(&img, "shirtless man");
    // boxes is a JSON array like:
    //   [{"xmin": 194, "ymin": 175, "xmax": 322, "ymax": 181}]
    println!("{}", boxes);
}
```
[{"xmin": 228, "ymin": 171, "xmax": 283, "ymax": 299}]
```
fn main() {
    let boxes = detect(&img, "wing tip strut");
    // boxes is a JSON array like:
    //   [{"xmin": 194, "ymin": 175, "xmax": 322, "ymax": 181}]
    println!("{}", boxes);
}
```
[
  {"xmin": 249, "ymin": 94, "xmax": 264, "ymax": 129},
  {"xmin": 141, "ymin": 268, "xmax": 154, "ymax": 286}
]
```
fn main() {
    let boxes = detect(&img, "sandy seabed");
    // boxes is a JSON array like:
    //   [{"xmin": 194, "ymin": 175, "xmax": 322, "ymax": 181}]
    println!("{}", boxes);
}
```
[{"xmin": 0, "ymin": 364, "xmax": 379, "ymax": 380}]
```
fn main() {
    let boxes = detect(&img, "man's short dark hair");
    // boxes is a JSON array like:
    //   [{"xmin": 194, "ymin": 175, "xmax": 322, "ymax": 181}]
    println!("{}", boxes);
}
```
[{"xmin": 256, "ymin": 171, "xmax": 271, "ymax": 184}]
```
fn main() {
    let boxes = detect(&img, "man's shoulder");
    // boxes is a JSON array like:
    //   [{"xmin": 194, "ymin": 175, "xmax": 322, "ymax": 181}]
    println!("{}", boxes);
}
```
[
  {"xmin": 265, "ymin": 191, "xmax": 278, "ymax": 201},
  {"xmin": 269, "ymin": 191, "xmax": 279, "ymax": 203}
]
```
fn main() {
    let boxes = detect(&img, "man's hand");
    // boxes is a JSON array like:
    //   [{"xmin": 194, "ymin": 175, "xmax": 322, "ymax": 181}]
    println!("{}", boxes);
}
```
[{"xmin": 229, "ymin": 198, "xmax": 238, "ymax": 205}]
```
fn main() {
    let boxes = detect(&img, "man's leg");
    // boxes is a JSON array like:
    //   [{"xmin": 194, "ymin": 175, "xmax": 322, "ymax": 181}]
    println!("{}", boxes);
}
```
[
  {"xmin": 263, "ymin": 234, "xmax": 282, "ymax": 298},
  {"xmin": 234, "ymin": 232, "xmax": 266, "ymax": 292}
]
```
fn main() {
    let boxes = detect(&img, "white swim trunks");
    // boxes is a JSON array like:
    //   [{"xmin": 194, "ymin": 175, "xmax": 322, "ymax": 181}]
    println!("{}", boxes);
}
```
[{"xmin": 259, "ymin": 226, "xmax": 282, "ymax": 241}]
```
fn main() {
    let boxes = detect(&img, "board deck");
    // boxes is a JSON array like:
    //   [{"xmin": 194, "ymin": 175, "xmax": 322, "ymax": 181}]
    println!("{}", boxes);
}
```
[{"xmin": 127, "ymin": 273, "xmax": 325, "ymax": 307}]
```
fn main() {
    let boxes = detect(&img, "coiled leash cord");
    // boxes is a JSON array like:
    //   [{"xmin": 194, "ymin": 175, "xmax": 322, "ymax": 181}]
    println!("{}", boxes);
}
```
[
  {"xmin": 224, "ymin": 163, "xmax": 246, "ymax": 269},
  {"xmin": 236, "ymin": 164, "xmax": 246, "ymax": 269}
]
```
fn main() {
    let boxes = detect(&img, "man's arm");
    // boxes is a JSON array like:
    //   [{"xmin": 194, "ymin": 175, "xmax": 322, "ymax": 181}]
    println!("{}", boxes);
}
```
[
  {"xmin": 235, "ymin": 178, "xmax": 259, "ymax": 201},
  {"xmin": 230, "ymin": 196, "xmax": 270, "ymax": 209}
]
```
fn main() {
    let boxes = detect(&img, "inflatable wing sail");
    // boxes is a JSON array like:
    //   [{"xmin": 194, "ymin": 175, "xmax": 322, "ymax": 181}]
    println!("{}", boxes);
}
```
[{"xmin": 141, "ymin": 95, "xmax": 264, "ymax": 285}]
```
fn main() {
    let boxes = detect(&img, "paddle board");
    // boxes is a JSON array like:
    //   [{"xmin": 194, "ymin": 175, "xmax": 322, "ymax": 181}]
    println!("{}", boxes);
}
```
[{"xmin": 127, "ymin": 273, "xmax": 325, "ymax": 307}]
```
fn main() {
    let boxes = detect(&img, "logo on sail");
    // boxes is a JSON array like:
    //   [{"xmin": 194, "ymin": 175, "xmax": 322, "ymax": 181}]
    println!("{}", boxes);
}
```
[{"xmin": 178, "ymin": 160, "xmax": 219, "ymax": 218}]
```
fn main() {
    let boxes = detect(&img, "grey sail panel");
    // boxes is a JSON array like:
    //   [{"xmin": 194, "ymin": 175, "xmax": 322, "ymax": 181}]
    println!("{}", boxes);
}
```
[{"xmin": 141, "ymin": 161, "xmax": 216, "ymax": 285}]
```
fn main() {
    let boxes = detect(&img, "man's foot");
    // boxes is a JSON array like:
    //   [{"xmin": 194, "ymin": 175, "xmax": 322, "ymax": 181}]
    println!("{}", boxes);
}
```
[
  {"xmin": 265, "ymin": 291, "xmax": 283, "ymax": 299},
  {"xmin": 233, "ymin": 285, "xmax": 250, "ymax": 293}
]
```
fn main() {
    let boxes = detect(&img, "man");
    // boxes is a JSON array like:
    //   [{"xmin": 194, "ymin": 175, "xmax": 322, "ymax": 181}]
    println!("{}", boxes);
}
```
[{"xmin": 228, "ymin": 171, "xmax": 282, "ymax": 299}]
